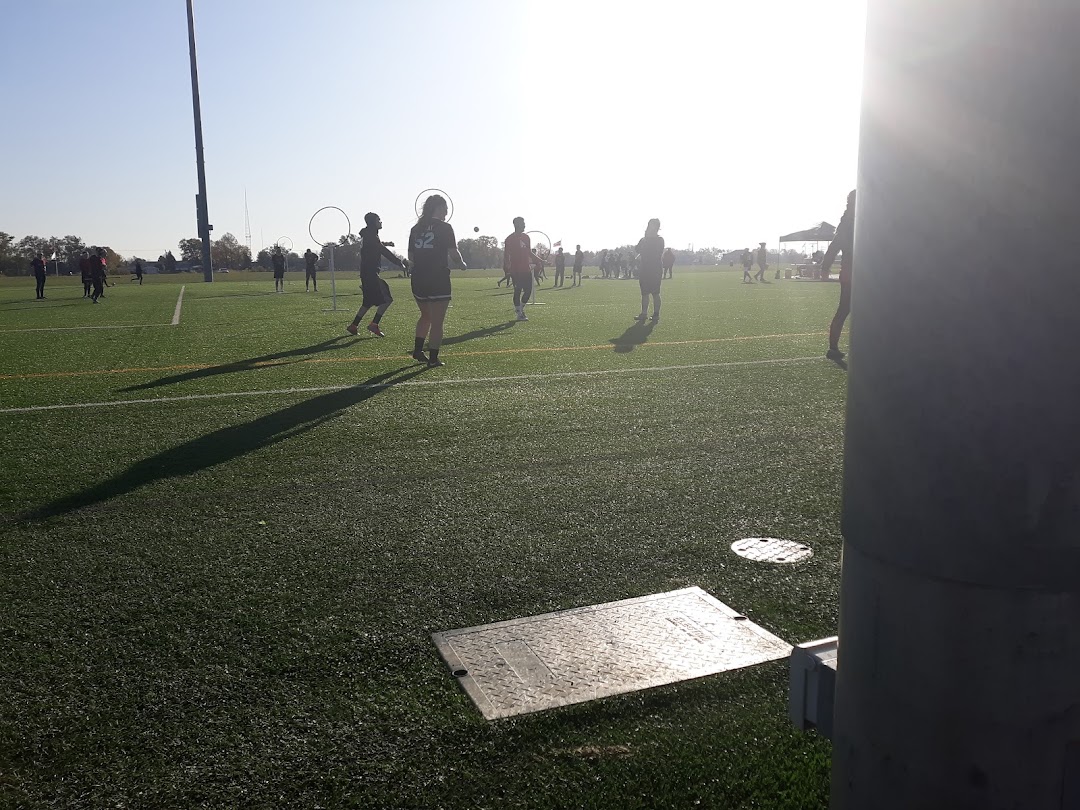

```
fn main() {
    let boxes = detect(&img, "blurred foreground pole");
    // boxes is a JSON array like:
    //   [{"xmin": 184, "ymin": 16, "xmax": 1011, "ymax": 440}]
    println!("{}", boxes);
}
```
[{"xmin": 833, "ymin": 2, "xmax": 1080, "ymax": 808}]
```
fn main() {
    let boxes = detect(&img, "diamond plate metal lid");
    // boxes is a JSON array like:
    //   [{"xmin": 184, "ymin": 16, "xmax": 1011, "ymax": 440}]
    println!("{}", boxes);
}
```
[
  {"xmin": 432, "ymin": 587, "xmax": 791, "ymax": 719},
  {"xmin": 730, "ymin": 538, "xmax": 813, "ymax": 564}
]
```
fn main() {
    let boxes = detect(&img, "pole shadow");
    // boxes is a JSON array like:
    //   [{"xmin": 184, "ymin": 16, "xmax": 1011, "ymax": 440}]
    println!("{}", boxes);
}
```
[
  {"xmin": 610, "ymin": 322, "xmax": 655, "ymax": 354},
  {"xmin": 120, "ymin": 336, "xmax": 356, "ymax": 392},
  {"xmin": 29, "ymin": 365, "xmax": 427, "ymax": 521},
  {"xmin": 441, "ymin": 321, "xmax": 516, "ymax": 346}
]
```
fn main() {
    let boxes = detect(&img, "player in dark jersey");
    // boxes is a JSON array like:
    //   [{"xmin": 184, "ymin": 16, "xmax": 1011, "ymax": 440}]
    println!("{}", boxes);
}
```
[
  {"xmin": 741, "ymin": 248, "xmax": 754, "ymax": 283},
  {"xmin": 553, "ymin": 247, "xmax": 566, "ymax": 287},
  {"xmin": 408, "ymin": 194, "xmax": 466, "ymax": 367},
  {"xmin": 304, "ymin": 248, "xmax": 319, "ymax": 292},
  {"xmin": 503, "ymin": 217, "xmax": 534, "ymax": 321},
  {"xmin": 754, "ymin": 242, "xmax": 768, "ymax": 282},
  {"xmin": 90, "ymin": 248, "xmax": 107, "ymax": 303},
  {"xmin": 347, "ymin": 212, "xmax": 407, "ymax": 338},
  {"xmin": 32, "ymin": 252, "xmax": 47, "ymax": 299},
  {"xmin": 132, "ymin": 258, "xmax": 144, "ymax": 285},
  {"xmin": 821, "ymin": 189, "xmax": 855, "ymax": 362},
  {"xmin": 662, "ymin": 247, "xmax": 675, "ymax": 279},
  {"xmin": 635, "ymin": 218, "xmax": 665, "ymax": 323},
  {"xmin": 80, "ymin": 251, "xmax": 93, "ymax": 297},
  {"xmin": 271, "ymin": 247, "xmax": 286, "ymax": 293},
  {"xmin": 572, "ymin": 245, "xmax": 584, "ymax": 286},
  {"xmin": 531, "ymin": 248, "xmax": 546, "ymax": 286}
]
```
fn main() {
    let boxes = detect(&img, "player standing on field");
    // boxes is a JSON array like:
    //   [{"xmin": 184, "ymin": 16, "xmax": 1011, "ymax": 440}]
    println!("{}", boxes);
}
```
[
  {"xmin": 572, "ymin": 244, "xmax": 584, "ymax": 286},
  {"xmin": 80, "ymin": 250, "xmax": 93, "ymax": 297},
  {"xmin": 304, "ymin": 248, "xmax": 318, "ymax": 292},
  {"xmin": 272, "ymin": 246, "xmax": 286, "ymax": 293},
  {"xmin": 132, "ymin": 258, "xmax": 143, "ymax": 285},
  {"xmin": 741, "ymin": 248, "xmax": 754, "ymax": 283},
  {"xmin": 553, "ymin": 247, "xmax": 566, "ymax": 287},
  {"xmin": 409, "ymin": 194, "xmax": 466, "ymax": 367},
  {"xmin": 635, "ymin": 218, "xmax": 665, "ymax": 324},
  {"xmin": 821, "ymin": 189, "xmax": 856, "ymax": 362},
  {"xmin": 662, "ymin": 247, "xmax": 675, "ymax": 279},
  {"xmin": 90, "ymin": 248, "xmax": 106, "ymax": 303},
  {"xmin": 504, "ymin": 217, "xmax": 534, "ymax": 321},
  {"xmin": 348, "ymin": 212, "xmax": 407, "ymax": 338},
  {"xmin": 32, "ymin": 253, "xmax": 47, "ymax": 299}
]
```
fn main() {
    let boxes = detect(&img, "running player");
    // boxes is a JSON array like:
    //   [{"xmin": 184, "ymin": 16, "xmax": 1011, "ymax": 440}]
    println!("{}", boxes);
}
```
[
  {"xmin": 662, "ymin": 246, "xmax": 675, "ymax": 279},
  {"xmin": 32, "ymin": 252, "xmax": 46, "ymax": 299},
  {"xmin": 821, "ymin": 189, "xmax": 856, "ymax": 362},
  {"xmin": 503, "ymin": 217, "xmax": 534, "ymax": 321},
  {"xmin": 348, "ymin": 212, "xmax": 407, "ymax": 338},
  {"xmin": 553, "ymin": 247, "xmax": 566, "ymax": 287},
  {"xmin": 531, "ymin": 248, "xmax": 546, "ymax": 286},
  {"xmin": 635, "ymin": 218, "xmax": 665, "ymax": 324},
  {"xmin": 408, "ymin": 194, "xmax": 466, "ymax": 367},
  {"xmin": 90, "ymin": 248, "xmax": 106, "ymax": 303},
  {"xmin": 272, "ymin": 246, "xmax": 285, "ymax": 293},
  {"xmin": 572, "ymin": 244, "xmax": 584, "ymax": 287},
  {"xmin": 304, "ymin": 248, "xmax": 318, "ymax": 292},
  {"xmin": 754, "ymin": 242, "xmax": 768, "ymax": 282},
  {"xmin": 741, "ymin": 248, "xmax": 754, "ymax": 283},
  {"xmin": 132, "ymin": 258, "xmax": 144, "ymax": 285}
]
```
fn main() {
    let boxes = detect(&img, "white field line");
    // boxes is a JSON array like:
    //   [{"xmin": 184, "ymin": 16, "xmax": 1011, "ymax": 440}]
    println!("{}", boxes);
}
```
[
  {"xmin": 171, "ymin": 286, "xmax": 185, "ymax": 325},
  {"xmin": 0, "ymin": 356, "xmax": 822, "ymax": 414},
  {"xmin": 0, "ymin": 284, "xmax": 188, "ymax": 333}
]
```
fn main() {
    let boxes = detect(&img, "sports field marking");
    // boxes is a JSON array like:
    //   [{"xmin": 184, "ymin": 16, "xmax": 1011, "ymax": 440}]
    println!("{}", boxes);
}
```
[
  {"xmin": 0, "ymin": 356, "xmax": 822, "ymax": 414},
  {"xmin": 0, "ymin": 332, "xmax": 821, "ymax": 381},
  {"xmin": 171, "ymin": 286, "xmax": 186, "ymax": 326},
  {"xmin": 0, "ymin": 285, "xmax": 188, "ymax": 334}
]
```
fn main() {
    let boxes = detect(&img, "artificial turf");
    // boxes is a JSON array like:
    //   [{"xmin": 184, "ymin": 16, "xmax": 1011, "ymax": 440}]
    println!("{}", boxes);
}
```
[{"xmin": 1, "ymin": 268, "xmax": 844, "ymax": 808}]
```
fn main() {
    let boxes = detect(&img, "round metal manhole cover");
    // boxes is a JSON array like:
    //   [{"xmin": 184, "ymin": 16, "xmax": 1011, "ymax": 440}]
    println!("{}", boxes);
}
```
[{"xmin": 730, "ymin": 538, "xmax": 813, "ymax": 564}]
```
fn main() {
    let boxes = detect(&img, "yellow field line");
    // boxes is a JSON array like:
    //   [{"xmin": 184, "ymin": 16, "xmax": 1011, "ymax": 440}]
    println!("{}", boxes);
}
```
[{"xmin": 0, "ymin": 331, "xmax": 821, "ymax": 381}]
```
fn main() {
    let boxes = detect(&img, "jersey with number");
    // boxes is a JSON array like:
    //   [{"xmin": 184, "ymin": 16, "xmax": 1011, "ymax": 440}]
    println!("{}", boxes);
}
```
[
  {"xmin": 409, "ymin": 219, "xmax": 455, "ymax": 275},
  {"xmin": 636, "ymin": 235, "xmax": 665, "ymax": 274},
  {"xmin": 504, "ymin": 232, "xmax": 532, "ymax": 275}
]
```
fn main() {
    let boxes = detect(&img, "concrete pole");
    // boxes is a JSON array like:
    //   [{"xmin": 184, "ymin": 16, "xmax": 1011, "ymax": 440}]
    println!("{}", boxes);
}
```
[{"xmin": 832, "ymin": 2, "xmax": 1080, "ymax": 808}]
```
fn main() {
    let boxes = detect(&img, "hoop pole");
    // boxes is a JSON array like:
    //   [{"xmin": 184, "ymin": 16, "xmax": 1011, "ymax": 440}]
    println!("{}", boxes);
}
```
[{"xmin": 329, "ymin": 245, "xmax": 337, "ymax": 311}]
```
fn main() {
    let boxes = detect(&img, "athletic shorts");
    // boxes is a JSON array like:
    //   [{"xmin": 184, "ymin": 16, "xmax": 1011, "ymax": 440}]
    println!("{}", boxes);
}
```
[
  {"xmin": 274, "ymin": 270, "xmax": 284, "ymax": 279},
  {"xmin": 306, "ymin": 269, "xmax": 317, "ymax": 278},
  {"xmin": 361, "ymin": 275, "xmax": 393, "ymax": 308},
  {"xmin": 411, "ymin": 269, "xmax": 451, "ymax": 302},
  {"xmin": 638, "ymin": 273, "xmax": 662, "ymax": 295}
]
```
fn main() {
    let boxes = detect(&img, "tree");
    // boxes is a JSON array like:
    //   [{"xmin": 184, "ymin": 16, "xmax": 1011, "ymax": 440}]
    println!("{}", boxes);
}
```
[
  {"xmin": 178, "ymin": 238, "xmax": 203, "ymax": 263},
  {"xmin": 0, "ymin": 232, "xmax": 19, "ymax": 275},
  {"xmin": 457, "ymin": 235, "xmax": 501, "ymax": 270},
  {"xmin": 210, "ymin": 232, "xmax": 251, "ymax": 270}
]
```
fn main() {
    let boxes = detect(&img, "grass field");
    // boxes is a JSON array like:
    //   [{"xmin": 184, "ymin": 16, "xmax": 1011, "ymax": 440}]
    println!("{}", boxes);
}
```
[{"xmin": 1, "ymin": 268, "xmax": 845, "ymax": 809}]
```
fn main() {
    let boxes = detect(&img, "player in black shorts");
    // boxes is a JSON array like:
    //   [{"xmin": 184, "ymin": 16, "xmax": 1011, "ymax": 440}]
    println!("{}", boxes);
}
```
[
  {"xmin": 572, "ymin": 244, "xmax": 583, "ymax": 286},
  {"xmin": 408, "ymin": 194, "xmax": 466, "ymax": 367},
  {"xmin": 272, "ymin": 246, "xmax": 285, "ymax": 293},
  {"xmin": 347, "ymin": 212, "xmax": 406, "ymax": 337},
  {"xmin": 304, "ymin": 248, "xmax": 318, "ymax": 292},
  {"xmin": 635, "ymin": 218, "xmax": 665, "ymax": 323},
  {"xmin": 821, "ymin": 190, "xmax": 856, "ymax": 362},
  {"xmin": 553, "ymin": 247, "xmax": 566, "ymax": 287}
]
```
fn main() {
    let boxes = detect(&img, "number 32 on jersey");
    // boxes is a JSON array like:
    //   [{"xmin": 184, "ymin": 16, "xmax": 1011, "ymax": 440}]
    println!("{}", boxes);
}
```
[{"xmin": 414, "ymin": 230, "xmax": 435, "ymax": 249}]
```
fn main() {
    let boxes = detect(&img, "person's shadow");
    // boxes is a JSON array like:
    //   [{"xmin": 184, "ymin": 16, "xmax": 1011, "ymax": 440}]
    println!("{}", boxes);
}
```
[
  {"xmin": 441, "ymin": 321, "xmax": 516, "ymax": 347},
  {"xmin": 121, "ymin": 336, "xmax": 356, "ymax": 392},
  {"xmin": 610, "ymin": 321, "xmax": 654, "ymax": 354},
  {"xmin": 29, "ymin": 365, "xmax": 427, "ymax": 520}
]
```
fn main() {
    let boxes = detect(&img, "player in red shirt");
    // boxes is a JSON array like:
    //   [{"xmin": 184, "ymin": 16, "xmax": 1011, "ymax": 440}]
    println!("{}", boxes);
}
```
[{"xmin": 503, "ymin": 217, "xmax": 534, "ymax": 321}]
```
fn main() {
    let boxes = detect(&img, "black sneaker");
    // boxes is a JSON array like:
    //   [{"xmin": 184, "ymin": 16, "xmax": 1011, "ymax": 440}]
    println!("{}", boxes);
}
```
[
  {"xmin": 427, "ymin": 358, "xmax": 445, "ymax": 368},
  {"xmin": 826, "ymin": 348, "xmax": 846, "ymax": 361},
  {"xmin": 411, "ymin": 350, "xmax": 430, "ymax": 363},
  {"xmin": 634, "ymin": 314, "xmax": 646, "ymax": 323},
  {"xmin": 650, "ymin": 316, "xmax": 659, "ymax": 324}
]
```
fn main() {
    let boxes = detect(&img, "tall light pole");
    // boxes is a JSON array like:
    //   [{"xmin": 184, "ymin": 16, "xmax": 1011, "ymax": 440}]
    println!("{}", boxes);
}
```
[
  {"xmin": 186, "ymin": 0, "xmax": 213, "ymax": 282},
  {"xmin": 831, "ymin": 1, "xmax": 1080, "ymax": 807}
]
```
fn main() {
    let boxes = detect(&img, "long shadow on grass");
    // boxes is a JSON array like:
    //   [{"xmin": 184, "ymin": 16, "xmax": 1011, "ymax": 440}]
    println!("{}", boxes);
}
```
[
  {"xmin": 441, "ymin": 320, "xmax": 516, "ymax": 346},
  {"xmin": 30, "ymin": 365, "xmax": 426, "ymax": 520},
  {"xmin": 119, "ymin": 335, "xmax": 356, "ymax": 392},
  {"xmin": 610, "ymin": 321, "xmax": 654, "ymax": 354}
]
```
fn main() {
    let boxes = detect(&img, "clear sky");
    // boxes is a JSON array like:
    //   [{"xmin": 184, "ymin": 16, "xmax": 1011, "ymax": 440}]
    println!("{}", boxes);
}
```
[{"xmin": 1, "ymin": 0, "xmax": 865, "ymax": 259}]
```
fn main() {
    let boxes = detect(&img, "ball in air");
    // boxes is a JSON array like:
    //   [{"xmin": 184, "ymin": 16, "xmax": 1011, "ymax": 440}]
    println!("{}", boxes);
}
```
[{"xmin": 473, "ymin": 226, "xmax": 480, "ymax": 233}]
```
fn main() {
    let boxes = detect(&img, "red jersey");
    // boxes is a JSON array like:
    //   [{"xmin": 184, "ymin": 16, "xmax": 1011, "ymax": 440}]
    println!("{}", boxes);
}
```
[{"xmin": 503, "ymin": 232, "xmax": 532, "ymax": 275}]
